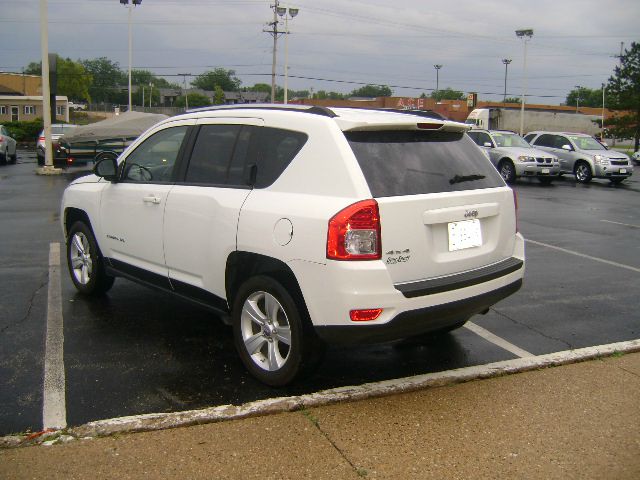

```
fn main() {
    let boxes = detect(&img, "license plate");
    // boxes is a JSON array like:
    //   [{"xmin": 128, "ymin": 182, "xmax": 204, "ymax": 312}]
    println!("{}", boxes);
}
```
[
  {"xmin": 542, "ymin": 168, "xmax": 550, "ymax": 174},
  {"xmin": 620, "ymin": 169, "xmax": 627, "ymax": 174},
  {"xmin": 448, "ymin": 219, "xmax": 482, "ymax": 252}
]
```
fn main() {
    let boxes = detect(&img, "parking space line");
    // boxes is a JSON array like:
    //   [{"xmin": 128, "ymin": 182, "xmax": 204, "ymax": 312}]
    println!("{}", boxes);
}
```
[
  {"xmin": 464, "ymin": 321, "xmax": 532, "ymax": 358},
  {"xmin": 526, "ymin": 239, "xmax": 640, "ymax": 274},
  {"xmin": 600, "ymin": 219, "xmax": 640, "ymax": 229},
  {"xmin": 42, "ymin": 242, "xmax": 67, "ymax": 430}
]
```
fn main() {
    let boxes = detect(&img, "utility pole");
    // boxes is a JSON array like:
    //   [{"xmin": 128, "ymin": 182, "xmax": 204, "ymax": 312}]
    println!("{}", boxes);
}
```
[
  {"xmin": 178, "ymin": 73, "xmax": 190, "ymax": 110},
  {"xmin": 502, "ymin": 59, "xmax": 512, "ymax": 102},
  {"xmin": 575, "ymin": 85, "xmax": 581, "ymax": 113},
  {"xmin": 120, "ymin": 1, "xmax": 142, "ymax": 112},
  {"xmin": 264, "ymin": 1, "xmax": 285, "ymax": 103}
]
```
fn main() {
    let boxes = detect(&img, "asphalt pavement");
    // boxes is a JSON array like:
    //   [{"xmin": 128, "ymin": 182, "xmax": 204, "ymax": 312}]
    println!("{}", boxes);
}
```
[{"xmin": 1, "ymin": 148, "xmax": 639, "ymax": 449}]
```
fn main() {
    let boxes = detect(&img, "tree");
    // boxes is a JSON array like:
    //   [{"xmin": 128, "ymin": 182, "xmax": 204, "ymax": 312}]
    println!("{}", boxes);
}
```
[
  {"xmin": 314, "ymin": 90, "xmax": 346, "ymax": 100},
  {"xmin": 21, "ymin": 57, "xmax": 92, "ymax": 102},
  {"xmin": 81, "ymin": 57, "xmax": 126, "ymax": 104},
  {"xmin": 192, "ymin": 68, "xmax": 241, "ymax": 92},
  {"xmin": 247, "ymin": 83, "xmax": 271, "ymax": 94},
  {"xmin": 213, "ymin": 85, "xmax": 225, "ymax": 105},
  {"xmin": 349, "ymin": 84, "xmax": 392, "ymax": 97},
  {"xmin": 131, "ymin": 69, "xmax": 179, "ymax": 89},
  {"xmin": 606, "ymin": 42, "xmax": 640, "ymax": 149},
  {"xmin": 175, "ymin": 93, "xmax": 211, "ymax": 108},
  {"xmin": 431, "ymin": 87, "xmax": 465, "ymax": 101},
  {"xmin": 504, "ymin": 97, "xmax": 522, "ymax": 104},
  {"xmin": 565, "ymin": 86, "xmax": 606, "ymax": 109}
]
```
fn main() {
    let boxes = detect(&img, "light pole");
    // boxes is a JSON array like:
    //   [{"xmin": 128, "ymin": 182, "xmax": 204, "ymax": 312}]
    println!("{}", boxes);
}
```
[
  {"xmin": 434, "ymin": 64, "xmax": 442, "ymax": 98},
  {"xmin": 574, "ymin": 85, "xmax": 581, "ymax": 112},
  {"xmin": 120, "ymin": 0, "xmax": 142, "ymax": 112},
  {"xmin": 277, "ymin": 6, "xmax": 299, "ymax": 105},
  {"xmin": 601, "ymin": 83, "xmax": 605, "ymax": 141},
  {"xmin": 515, "ymin": 28, "xmax": 533, "ymax": 136},
  {"xmin": 502, "ymin": 58, "xmax": 512, "ymax": 103}
]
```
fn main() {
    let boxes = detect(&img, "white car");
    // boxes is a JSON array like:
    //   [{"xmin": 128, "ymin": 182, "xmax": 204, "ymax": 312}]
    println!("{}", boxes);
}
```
[
  {"xmin": 632, "ymin": 150, "xmax": 640, "ymax": 166},
  {"xmin": 0, "ymin": 125, "xmax": 17, "ymax": 165},
  {"xmin": 61, "ymin": 105, "xmax": 525, "ymax": 385}
]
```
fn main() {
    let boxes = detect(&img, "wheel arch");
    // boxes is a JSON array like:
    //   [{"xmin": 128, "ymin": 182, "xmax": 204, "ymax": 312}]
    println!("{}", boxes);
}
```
[
  {"xmin": 64, "ymin": 207, "xmax": 93, "ymax": 239},
  {"xmin": 225, "ymin": 252, "xmax": 306, "ymax": 312}
]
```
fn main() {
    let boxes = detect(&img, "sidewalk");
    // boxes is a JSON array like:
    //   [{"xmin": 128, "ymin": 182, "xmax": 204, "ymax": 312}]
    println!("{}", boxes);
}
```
[{"xmin": 1, "ymin": 352, "xmax": 639, "ymax": 479}]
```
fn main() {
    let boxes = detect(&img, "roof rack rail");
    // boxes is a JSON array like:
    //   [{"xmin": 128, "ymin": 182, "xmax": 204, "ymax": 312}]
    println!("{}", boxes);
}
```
[{"xmin": 184, "ymin": 103, "xmax": 337, "ymax": 118}]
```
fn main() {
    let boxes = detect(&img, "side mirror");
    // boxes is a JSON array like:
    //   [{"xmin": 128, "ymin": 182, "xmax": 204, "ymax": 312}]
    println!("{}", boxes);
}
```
[
  {"xmin": 561, "ymin": 144, "xmax": 572, "ymax": 151},
  {"xmin": 483, "ymin": 142, "xmax": 493, "ymax": 148},
  {"xmin": 94, "ymin": 157, "xmax": 118, "ymax": 182}
]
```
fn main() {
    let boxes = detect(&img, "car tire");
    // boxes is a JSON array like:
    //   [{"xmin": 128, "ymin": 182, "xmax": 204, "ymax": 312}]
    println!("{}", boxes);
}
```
[
  {"xmin": 538, "ymin": 177, "xmax": 553, "ymax": 185},
  {"xmin": 66, "ymin": 221, "xmax": 115, "ymax": 296},
  {"xmin": 9, "ymin": 153, "xmax": 17, "ymax": 164},
  {"xmin": 498, "ymin": 160, "xmax": 516, "ymax": 184},
  {"xmin": 232, "ymin": 275, "xmax": 324, "ymax": 386},
  {"xmin": 0, "ymin": 152, "xmax": 6, "ymax": 166},
  {"xmin": 574, "ymin": 161, "xmax": 592, "ymax": 183}
]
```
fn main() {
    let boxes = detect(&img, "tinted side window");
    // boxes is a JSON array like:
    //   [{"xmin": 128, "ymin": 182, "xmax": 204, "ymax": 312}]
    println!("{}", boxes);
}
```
[
  {"xmin": 250, "ymin": 127, "xmax": 308, "ymax": 188},
  {"xmin": 346, "ymin": 130, "xmax": 504, "ymax": 197},
  {"xmin": 467, "ymin": 132, "xmax": 480, "ymax": 145},
  {"xmin": 555, "ymin": 135, "xmax": 571, "ymax": 149},
  {"xmin": 534, "ymin": 134, "xmax": 555, "ymax": 148},
  {"xmin": 122, "ymin": 126, "xmax": 188, "ymax": 183},
  {"xmin": 524, "ymin": 134, "xmax": 536, "ymax": 143},
  {"xmin": 477, "ymin": 132, "xmax": 493, "ymax": 146},
  {"xmin": 185, "ymin": 125, "xmax": 242, "ymax": 185}
]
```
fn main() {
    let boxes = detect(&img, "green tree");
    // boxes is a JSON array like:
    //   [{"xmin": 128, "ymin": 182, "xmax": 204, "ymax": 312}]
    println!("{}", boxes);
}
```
[
  {"xmin": 81, "ymin": 57, "xmax": 126, "ymax": 104},
  {"xmin": 131, "ymin": 69, "xmax": 179, "ymax": 89},
  {"xmin": 247, "ymin": 83, "xmax": 271, "ymax": 93},
  {"xmin": 175, "ymin": 93, "xmax": 212, "ymax": 108},
  {"xmin": 606, "ymin": 42, "xmax": 640, "ymax": 149},
  {"xmin": 22, "ymin": 57, "xmax": 92, "ymax": 102},
  {"xmin": 566, "ymin": 86, "xmax": 606, "ymax": 108},
  {"xmin": 431, "ymin": 87, "xmax": 465, "ymax": 101},
  {"xmin": 213, "ymin": 85, "xmax": 225, "ymax": 105},
  {"xmin": 192, "ymin": 68, "xmax": 241, "ymax": 92},
  {"xmin": 504, "ymin": 97, "xmax": 522, "ymax": 104},
  {"xmin": 349, "ymin": 84, "xmax": 392, "ymax": 97}
]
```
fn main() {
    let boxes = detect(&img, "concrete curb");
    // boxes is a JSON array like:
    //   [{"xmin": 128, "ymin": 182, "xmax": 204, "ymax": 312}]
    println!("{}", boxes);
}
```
[{"xmin": 2, "ymin": 339, "xmax": 639, "ymax": 448}]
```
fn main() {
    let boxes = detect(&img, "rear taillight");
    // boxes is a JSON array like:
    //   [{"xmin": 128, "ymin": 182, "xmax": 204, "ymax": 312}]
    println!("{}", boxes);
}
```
[
  {"xmin": 350, "ymin": 308, "xmax": 383, "ymax": 322},
  {"xmin": 38, "ymin": 136, "xmax": 45, "ymax": 143},
  {"xmin": 327, "ymin": 199, "xmax": 381, "ymax": 260},
  {"xmin": 513, "ymin": 190, "xmax": 519, "ymax": 233}
]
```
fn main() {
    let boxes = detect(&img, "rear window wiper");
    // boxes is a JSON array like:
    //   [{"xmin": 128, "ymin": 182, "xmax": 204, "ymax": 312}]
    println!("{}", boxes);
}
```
[{"xmin": 449, "ymin": 174, "xmax": 486, "ymax": 184}]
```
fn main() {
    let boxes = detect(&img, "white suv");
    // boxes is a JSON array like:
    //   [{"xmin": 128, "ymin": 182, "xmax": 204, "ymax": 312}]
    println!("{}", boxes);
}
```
[{"xmin": 61, "ymin": 105, "xmax": 525, "ymax": 385}]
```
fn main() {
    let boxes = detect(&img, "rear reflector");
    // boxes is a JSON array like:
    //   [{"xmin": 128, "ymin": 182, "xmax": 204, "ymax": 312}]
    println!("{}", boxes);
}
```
[{"xmin": 350, "ymin": 309, "xmax": 383, "ymax": 322}]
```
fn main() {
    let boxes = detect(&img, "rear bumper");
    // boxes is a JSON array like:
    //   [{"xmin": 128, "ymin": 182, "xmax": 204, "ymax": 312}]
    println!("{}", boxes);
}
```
[{"xmin": 315, "ymin": 279, "xmax": 522, "ymax": 344}]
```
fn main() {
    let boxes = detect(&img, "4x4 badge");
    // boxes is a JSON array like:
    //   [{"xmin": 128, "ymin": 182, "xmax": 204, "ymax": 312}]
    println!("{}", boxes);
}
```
[{"xmin": 465, "ymin": 209, "xmax": 479, "ymax": 218}]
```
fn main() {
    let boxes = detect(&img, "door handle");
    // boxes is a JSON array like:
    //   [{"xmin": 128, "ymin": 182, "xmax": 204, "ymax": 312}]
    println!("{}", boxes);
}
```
[{"xmin": 142, "ymin": 195, "xmax": 161, "ymax": 204}]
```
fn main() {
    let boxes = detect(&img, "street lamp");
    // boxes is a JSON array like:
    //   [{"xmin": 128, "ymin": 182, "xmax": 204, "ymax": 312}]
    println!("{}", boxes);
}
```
[
  {"xmin": 502, "ymin": 58, "xmax": 512, "ymax": 103},
  {"xmin": 574, "ymin": 85, "xmax": 581, "ymax": 112},
  {"xmin": 120, "ymin": 0, "xmax": 142, "ymax": 112},
  {"xmin": 515, "ymin": 28, "xmax": 533, "ymax": 136},
  {"xmin": 434, "ymin": 64, "xmax": 442, "ymax": 98},
  {"xmin": 277, "ymin": 5, "xmax": 299, "ymax": 105}
]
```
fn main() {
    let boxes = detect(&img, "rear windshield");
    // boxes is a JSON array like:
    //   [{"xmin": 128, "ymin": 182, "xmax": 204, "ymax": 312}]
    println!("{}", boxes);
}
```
[
  {"xmin": 346, "ymin": 130, "xmax": 504, "ymax": 197},
  {"xmin": 51, "ymin": 125, "xmax": 77, "ymax": 135}
]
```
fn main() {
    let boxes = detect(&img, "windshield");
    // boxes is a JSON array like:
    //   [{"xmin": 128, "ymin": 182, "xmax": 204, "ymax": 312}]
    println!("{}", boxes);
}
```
[
  {"xmin": 568, "ymin": 135, "xmax": 606, "ymax": 151},
  {"xmin": 491, "ymin": 132, "xmax": 531, "ymax": 148},
  {"xmin": 346, "ymin": 130, "xmax": 504, "ymax": 197}
]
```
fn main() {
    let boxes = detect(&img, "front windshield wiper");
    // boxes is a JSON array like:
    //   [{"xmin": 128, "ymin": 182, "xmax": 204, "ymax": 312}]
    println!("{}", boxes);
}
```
[{"xmin": 449, "ymin": 174, "xmax": 486, "ymax": 185}]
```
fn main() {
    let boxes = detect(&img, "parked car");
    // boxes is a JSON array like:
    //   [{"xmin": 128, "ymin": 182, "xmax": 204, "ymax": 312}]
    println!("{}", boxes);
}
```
[
  {"xmin": 632, "ymin": 150, "xmax": 640, "ymax": 166},
  {"xmin": 467, "ymin": 129, "xmax": 560, "ymax": 184},
  {"xmin": 58, "ymin": 111, "xmax": 168, "ymax": 167},
  {"xmin": 61, "ymin": 105, "xmax": 525, "ymax": 386},
  {"xmin": 524, "ymin": 131, "xmax": 633, "ymax": 184},
  {"xmin": 37, "ymin": 124, "xmax": 79, "ymax": 166},
  {"xmin": 0, "ymin": 125, "xmax": 17, "ymax": 165}
]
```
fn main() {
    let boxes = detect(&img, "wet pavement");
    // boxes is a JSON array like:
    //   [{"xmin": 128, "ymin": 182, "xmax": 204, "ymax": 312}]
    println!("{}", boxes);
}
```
[{"xmin": 1, "ymin": 149, "xmax": 638, "ymax": 435}]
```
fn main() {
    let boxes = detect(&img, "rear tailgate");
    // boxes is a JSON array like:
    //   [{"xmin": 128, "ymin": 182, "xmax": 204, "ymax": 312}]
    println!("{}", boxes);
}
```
[{"xmin": 345, "ymin": 128, "xmax": 518, "ymax": 286}]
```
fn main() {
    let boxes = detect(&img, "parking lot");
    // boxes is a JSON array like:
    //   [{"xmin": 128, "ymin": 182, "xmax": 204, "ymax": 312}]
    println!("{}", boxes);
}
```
[{"xmin": 1, "ymin": 149, "xmax": 638, "ymax": 436}]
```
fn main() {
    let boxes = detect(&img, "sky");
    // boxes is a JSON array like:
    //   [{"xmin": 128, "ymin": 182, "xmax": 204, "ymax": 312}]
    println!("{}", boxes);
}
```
[{"xmin": 1, "ymin": 0, "xmax": 639, "ymax": 104}]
